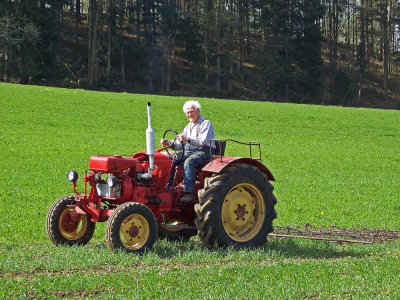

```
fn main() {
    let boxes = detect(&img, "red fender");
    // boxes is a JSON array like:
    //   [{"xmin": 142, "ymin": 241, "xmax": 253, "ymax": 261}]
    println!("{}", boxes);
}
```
[{"xmin": 202, "ymin": 156, "xmax": 275, "ymax": 181}]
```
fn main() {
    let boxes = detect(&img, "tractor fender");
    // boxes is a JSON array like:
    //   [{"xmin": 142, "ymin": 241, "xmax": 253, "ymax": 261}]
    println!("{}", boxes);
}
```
[{"xmin": 202, "ymin": 156, "xmax": 275, "ymax": 181}]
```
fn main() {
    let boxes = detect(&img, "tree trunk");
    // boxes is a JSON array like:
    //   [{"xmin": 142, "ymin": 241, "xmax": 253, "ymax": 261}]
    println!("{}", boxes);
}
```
[
  {"xmin": 161, "ymin": 35, "xmax": 173, "ymax": 93},
  {"xmin": 365, "ymin": 0, "xmax": 370, "ymax": 64},
  {"xmin": 285, "ymin": 47, "xmax": 289, "ymax": 102},
  {"xmin": 106, "ymin": 0, "xmax": 114, "ymax": 85},
  {"xmin": 216, "ymin": 29, "xmax": 221, "ymax": 93},
  {"xmin": 379, "ymin": 4, "xmax": 383, "ymax": 59},
  {"xmin": 359, "ymin": 0, "xmax": 366, "ymax": 74},
  {"xmin": 121, "ymin": 44, "xmax": 125, "ymax": 83},
  {"xmin": 216, "ymin": 0, "xmax": 221, "ymax": 94},
  {"xmin": 76, "ymin": 0, "xmax": 80, "ymax": 24},
  {"xmin": 333, "ymin": 0, "xmax": 338, "ymax": 103},
  {"xmin": 88, "ymin": 0, "xmax": 101, "ymax": 88},
  {"xmin": 369, "ymin": 0, "xmax": 374, "ymax": 60},
  {"xmin": 228, "ymin": 55, "xmax": 233, "ymax": 94},
  {"xmin": 347, "ymin": 0, "xmax": 351, "ymax": 74},
  {"xmin": 166, "ymin": 38, "xmax": 172, "ymax": 93},
  {"xmin": 245, "ymin": 1, "xmax": 250, "ymax": 58},
  {"xmin": 383, "ymin": 0, "xmax": 388, "ymax": 100},
  {"xmin": 3, "ymin": 50, "xmax": 8, "ymax": 82},
  {"xmin": 107, "ymin": 20, "xmax": 111, "ymax": 85},
  {"xmin": 396, "ymin": 62, "xmax": 399, "ymax": 102},
  {"xmin": 74, "ymin": 0, "xmax": 80, "ymax": 43},
  {"xmin": 161, "ymin": 0, "xmax": 174, "ymax": 94},
  {"xmin": 228, "ymin": 0, "xmax": 234, "ymax": 95},
  {"xmin": 120, "ymin": 7, "xmax": 125, "ymax": 83},
  {"xmin": 328, "ymin": 0, "xmax": 333, "ymax": 103},
  {"xmin": 238, "ymin": 0, "xmax": 244, "ymax": 73},
  {"xmin": 136, "ymin": 1, "xmax": 141, "ymax": 40},
  {"xmin": 204, "ymin": 0, "xmax": 213, "ymax": 83}
]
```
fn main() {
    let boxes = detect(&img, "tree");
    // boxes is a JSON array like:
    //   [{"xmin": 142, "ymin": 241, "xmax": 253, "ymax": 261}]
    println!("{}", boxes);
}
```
[
  {"xmin": 0, "ymin": 16, "xmax": 39, "ymax": 81},
  {"xmin": 160, "ymin": 0, "xmax": 178, "ymax": 93},
  {"xmin": 0, "ymin": 1, "xmax": 62, "ymax": 83},
  {"xmin": 88, "ymin": 0, "xmax": 102, "ymax": 88},
  {"xmin": 293, "ymin": 0, "xmax": 324, "ymax": 102}
]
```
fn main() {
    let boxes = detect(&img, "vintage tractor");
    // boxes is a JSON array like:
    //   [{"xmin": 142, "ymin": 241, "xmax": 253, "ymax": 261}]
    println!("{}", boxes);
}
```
[{"xmin": 46, "ymin": 103, "xmax": 277, "ymax": 253}]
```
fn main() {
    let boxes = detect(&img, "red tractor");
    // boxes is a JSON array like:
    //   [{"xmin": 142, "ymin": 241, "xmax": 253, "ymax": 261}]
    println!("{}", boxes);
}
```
[{"xmin": 46, "ymin": 103, "xmax": 277, "ymax": 253}]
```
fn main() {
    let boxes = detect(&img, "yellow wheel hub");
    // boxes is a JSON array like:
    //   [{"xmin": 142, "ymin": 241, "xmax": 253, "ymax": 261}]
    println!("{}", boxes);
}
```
[
  {"xmin": 221, "ymin": 183, "xmax": 265, "ymax": 242},
  {"xmin": 59, "ymin": 208, "xmax": 88, "ymax": 241},
  {"xmin": 120, "ymin": 214, "xmax": 150, "ymax": 250}
]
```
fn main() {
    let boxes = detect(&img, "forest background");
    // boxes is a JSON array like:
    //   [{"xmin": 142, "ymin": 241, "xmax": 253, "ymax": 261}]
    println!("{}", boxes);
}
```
[{"xmin": 1, "ymin": 0, "xmax": 399, "ymax": 109}]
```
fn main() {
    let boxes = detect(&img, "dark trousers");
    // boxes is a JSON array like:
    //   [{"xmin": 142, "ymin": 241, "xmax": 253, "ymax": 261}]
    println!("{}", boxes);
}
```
[{"xmin": 168, "ymin": 145, "xmax": 215, "ymax": 193}]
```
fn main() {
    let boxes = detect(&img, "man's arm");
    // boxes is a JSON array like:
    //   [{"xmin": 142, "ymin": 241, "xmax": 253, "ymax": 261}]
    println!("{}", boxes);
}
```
[
  {"xmin": 187, "ymin": 120, "xmax": 215, "ymax": 148},
  {"xmin": 172, "ymin": 124, "xmax": 190, "ymax": 150}
]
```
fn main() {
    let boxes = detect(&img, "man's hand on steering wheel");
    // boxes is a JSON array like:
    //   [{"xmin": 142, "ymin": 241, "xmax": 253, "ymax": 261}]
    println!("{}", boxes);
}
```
[
  {"xmin": 162, "ymin": 129, "xmax": 185, "ymax": 160},
  {"xmin": 160, "ymin": 138, "xmax": 172, "ymax": 147},
  {"xmin": 176, "ymin": 134, "xmax": 189, "ymax": 143}
]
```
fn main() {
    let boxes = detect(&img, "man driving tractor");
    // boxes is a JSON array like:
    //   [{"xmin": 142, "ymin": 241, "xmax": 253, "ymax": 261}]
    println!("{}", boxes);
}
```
[
  {"xmin": 47, "ymin": 101, "xmax": 277, "ymax": 253},
  {"xmin": 161, "ymin": 100, "xmax": 216, "ymax": 203}
]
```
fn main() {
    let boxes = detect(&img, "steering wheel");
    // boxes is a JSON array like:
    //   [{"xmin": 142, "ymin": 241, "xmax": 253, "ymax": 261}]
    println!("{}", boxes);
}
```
[{"xmin": 162, "ymin": 129, "xmax": 184, "ymax": 160}]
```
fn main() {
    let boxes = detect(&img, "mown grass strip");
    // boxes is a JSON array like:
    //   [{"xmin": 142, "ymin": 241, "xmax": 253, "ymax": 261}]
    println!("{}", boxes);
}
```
[{"xmin": 2, "ymin": 251, "xmax": 400, "ymax": 298}]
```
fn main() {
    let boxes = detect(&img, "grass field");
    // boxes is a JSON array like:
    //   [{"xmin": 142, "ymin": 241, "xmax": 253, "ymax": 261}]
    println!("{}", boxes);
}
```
[{"xmin": 0, "ymin": 82, "xmax": 399, "ymax": 298}]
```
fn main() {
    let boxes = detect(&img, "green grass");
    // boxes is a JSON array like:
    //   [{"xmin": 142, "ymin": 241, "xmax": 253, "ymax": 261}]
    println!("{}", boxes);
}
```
[{"xmin": 0, "ymin": 82, "xmax": 399, "ymax": 298}]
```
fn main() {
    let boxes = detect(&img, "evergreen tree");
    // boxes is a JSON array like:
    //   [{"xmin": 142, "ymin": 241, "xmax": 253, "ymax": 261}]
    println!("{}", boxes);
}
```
[{"xmin": 292, "ymin": 0, "xmax": 324, "ymax": 102}]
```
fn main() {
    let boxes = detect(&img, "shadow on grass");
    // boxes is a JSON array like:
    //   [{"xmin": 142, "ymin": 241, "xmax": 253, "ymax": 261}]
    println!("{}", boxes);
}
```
[
  {"xmin": 151, "ymin": 236, "xmax": 374, "ymax": 260},
  {"xmin": 152, "ymin": 238, "xmax": 203, "ymax": 257},
  {"xmin": 263, "ymin": 237, "xmax": 372, "ymax": 259},
  {"xmin": 69, "ymin": 232, "xmax": 377, "ymax": 261}
]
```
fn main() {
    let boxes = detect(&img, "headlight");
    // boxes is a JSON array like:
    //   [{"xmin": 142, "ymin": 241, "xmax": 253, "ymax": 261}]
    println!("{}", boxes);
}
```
[
  {"xmin": 67, "ymin": 170, "xmax": 78, "ymax": 183},
  {"xmin": 106, "ymin": 176, "xmax": 118, "ymax": 187},
  {"xmin": 94, "ymin": 173, "xmax": 102, "ymax": 183}
]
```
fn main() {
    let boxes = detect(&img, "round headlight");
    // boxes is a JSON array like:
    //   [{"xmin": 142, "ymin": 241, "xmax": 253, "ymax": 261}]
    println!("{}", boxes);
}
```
[
  {"xmin": 67, "ymin": 170, "xmax": 78, "ymax": 183},
  {"xmin": 94, "ymin": 173, "xmax": 101, "ymax": 183},
  {"xmin": 106, "ymin": 176, "xmax": 118, "ymax": 187}
]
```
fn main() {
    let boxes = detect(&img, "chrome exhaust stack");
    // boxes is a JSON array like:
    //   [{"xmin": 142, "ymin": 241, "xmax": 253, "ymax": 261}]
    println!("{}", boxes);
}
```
[{"xmin": 138, "ymin": 102, "xmax": 156, "ymax": 180}]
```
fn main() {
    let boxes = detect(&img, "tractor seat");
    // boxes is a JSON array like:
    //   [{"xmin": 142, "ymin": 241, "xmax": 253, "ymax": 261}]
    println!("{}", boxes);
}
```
[{"xmin": 213, "ymin": 139, "xmax": 226, "ymax": 156}]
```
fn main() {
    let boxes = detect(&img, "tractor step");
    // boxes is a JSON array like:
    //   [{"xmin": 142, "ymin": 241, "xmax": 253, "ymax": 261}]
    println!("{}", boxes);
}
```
[{"xmin": 161, "ymin": 223, "xmax": 197, "ymax": 230}]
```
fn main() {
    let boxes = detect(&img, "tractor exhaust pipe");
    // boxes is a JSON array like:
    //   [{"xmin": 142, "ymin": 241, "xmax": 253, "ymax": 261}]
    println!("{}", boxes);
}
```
[{"xmin": 138, "ymin": 102, "xmax": 156, "ymax": 180}]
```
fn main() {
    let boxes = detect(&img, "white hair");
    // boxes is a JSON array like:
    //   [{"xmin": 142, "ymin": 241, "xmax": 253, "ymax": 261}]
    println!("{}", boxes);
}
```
[{"xmin": 183, "ymin": 100, "xmax": 201, "ymax": 113}]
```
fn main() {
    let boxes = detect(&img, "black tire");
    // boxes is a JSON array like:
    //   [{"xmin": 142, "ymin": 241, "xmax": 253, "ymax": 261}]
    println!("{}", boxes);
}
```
[
  {"xmin": 46, "ymin": 195, "xmax": 95, "ymax": 246},
  {"xmin": 157, "ymin": 222, "xmax": 198, "ymax": 241},
  {"xmin": 106, "ymin": 202, "xmax": 157, "ymax": 254},
  {"xmin": 195, "ymin": 163, "xmax": 277, "ymax": 249}
]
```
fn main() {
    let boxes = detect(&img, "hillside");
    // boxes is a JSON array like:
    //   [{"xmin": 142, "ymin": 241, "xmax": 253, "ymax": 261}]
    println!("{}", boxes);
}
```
[{"xmin": 9, "ymin": 13, "xmax": 399, "ymax": 110}]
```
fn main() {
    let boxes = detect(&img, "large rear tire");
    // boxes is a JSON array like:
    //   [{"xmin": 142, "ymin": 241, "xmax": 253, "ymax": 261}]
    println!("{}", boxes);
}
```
[
  {"xmin": 106, "ymin": 202, "xmax": 157, "ymax": 254},
  {"xmin": 195, "ymin": 164, "xmax": 277, "ymax": 249},
  {"xmin": 46, "ymin": 195, "xmax": 95, "ymax": 246}
]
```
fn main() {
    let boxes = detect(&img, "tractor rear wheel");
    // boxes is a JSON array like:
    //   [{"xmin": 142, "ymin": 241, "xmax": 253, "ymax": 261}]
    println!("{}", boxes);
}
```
[
  {"xmin": 106, "ymin": 202, "xmax": 157, "ymax": 254},
  {"xmin": 195, "ymin": 164, "xmax": 277, "ymax": 249},
  {"xmin": 46, "ymin": 195, "xmax": 95, "ymax": 246},
  {"xmin": 158, "ymin": 221, "xmax": 198, "ymax": 241}
]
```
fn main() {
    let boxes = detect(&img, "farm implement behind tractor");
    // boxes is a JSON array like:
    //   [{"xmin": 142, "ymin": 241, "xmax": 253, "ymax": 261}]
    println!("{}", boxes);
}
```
[
  {"xmin": 46, "ymin": 103, "xmax": 278, "ymax": 253},
  {"xmin": 271, "ymin": 225, "xmax": 400, "ymax": 244}
]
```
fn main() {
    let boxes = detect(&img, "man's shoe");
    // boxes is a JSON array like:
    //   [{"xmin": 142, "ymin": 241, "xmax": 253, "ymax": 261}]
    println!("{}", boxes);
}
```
[
  {"xmin": 166, "ymin": 182, "xmax": 172, "ymax": 189},
  {"xmin": 180, "ymin": 193, "xmax": 194, "ymax": 203}
]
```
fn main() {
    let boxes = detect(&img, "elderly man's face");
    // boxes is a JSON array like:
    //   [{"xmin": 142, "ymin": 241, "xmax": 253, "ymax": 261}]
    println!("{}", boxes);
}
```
[{"xmin": 185, "ymin": 106, "xmax": 200, "ymax": 123}]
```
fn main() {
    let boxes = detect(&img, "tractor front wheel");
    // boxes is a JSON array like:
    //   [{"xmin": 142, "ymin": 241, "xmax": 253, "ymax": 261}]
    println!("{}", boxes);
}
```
[
  {"xmin": 195, "ymin": 164, "xmax": 277, "ymax": 249},
  {"xmin": 46, "ymin": 195, "xmax": 96, "ymax": 246},
  {"xmin": 106, "ymin": 202, "xmax": 157, "ymax": 254}
]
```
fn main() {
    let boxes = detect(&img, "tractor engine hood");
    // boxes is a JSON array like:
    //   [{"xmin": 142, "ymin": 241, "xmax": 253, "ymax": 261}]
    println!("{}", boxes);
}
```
[{"xmin": 89, "ymin": 155, "xmax": 138, "ymax": 173}]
